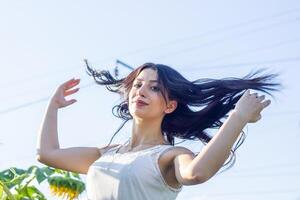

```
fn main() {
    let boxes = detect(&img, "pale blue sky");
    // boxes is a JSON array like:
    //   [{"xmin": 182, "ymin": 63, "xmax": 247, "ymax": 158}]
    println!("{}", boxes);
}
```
[{"xmin": 0, "ymin": 1, "xmax": 300, "ymax": 199}]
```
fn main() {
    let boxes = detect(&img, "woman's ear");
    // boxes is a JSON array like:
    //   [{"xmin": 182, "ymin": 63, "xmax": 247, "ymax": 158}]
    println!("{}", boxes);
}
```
[{"xmin": 165, "ymin": 100, "xmax": 177, "ymax": 114}]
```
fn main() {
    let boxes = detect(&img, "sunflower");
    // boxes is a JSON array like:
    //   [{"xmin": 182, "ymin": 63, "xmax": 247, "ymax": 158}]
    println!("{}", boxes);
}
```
[{"xmin": 48, "ymin": 176, "xmax": 85, "ymax": 200}]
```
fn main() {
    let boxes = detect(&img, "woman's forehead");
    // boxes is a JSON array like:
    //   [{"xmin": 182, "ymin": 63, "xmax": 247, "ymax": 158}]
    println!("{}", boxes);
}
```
[{"xmin": 135, "ymin": 68, "xmax": 158, "ymax": 81}]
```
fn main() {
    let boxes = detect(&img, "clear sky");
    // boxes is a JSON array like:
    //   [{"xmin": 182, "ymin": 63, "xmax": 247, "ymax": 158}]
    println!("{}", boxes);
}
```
[{"xmin": 0, "ymin": 0, "xmax": 300, "ymax": 199}]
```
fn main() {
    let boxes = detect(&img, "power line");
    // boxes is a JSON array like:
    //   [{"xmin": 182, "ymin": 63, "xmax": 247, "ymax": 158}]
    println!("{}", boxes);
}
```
[
  {"xmin": 0, "ymin": 82, "xmax": 94, "ymax": 115},
  {"xmin": 152, "ymin": 16, "xmax": 300, "ymax": 61},
  {"xmin": 4, "ymin": 33, "xmax": 297, "ymax": 102},
  {"xmin": 1, "ymin": 9, "xmax": 298, "ymax": 93},
  {"xmin": 0, "ymin": 65, "xmax": 82, "ymax": 91},
  {"xmin": 186, "ymin": 188, "xmax": 300, "ymax": 198},
  {"xmin": 1, "ymin": 95, "xmax": 300, "ymax": 117},
  {"xmin": 1, "ymin": 10, "xmax": 300, "ymax": 114},
  {"xmin": 1, "ymin": 8, "xmax": 299, "ymax": 93},
  {"xmin": 182, "ymin": 56, "xmax": 300, "ymax": 71},
  {"xmin": 1, "ymin": 56, "xmax": 300, "ymax": 114},
  {"xmin": 0, "ymin": 96, "xmax": 50, "ymax": 114},
  {"xmin": 0, "ymin": 59, "xmax": 133, "ymax": 104},
  {"xmin": 217, "ymin": 170, "xmax": 300, "ymax": 180},
  {"xmin": 109, "ymin": 8, "xmax": 300, "ymax": 59},
  {"xmin": 3, "ymin": 36, "xmax": 298, "ymax": 104},
  {"xmin": 185, "ymin": 37, "xmax": 300, "ymax": 67},
  {"xmin": 0, "ymin": 59, "xmax": 134, "ymax": 112},
  {"xmin": 223, "ymin": 162, "xmax": 300, "ymax": 174}
]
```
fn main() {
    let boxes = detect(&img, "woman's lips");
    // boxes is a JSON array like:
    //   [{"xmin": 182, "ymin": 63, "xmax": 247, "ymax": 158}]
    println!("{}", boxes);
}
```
[
  {"xmin": 136, "ymin": 102, "xmax": 147, "ymax": 107},
  {"xmin": 135, "ymin": 100, "xmax": 148, "ymax": 107}
]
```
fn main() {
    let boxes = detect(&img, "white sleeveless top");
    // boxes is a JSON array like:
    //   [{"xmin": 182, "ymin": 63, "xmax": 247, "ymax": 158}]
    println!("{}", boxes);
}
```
[{"xmin": 86, "ymin": 143, "xmax": 183, "ymax": 200}]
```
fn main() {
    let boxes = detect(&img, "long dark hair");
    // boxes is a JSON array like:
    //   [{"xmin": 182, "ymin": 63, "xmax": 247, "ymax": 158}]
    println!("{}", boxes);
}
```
[{"xmin": 85, "ymin": 60, "xmax": 281, "ymax": 171}]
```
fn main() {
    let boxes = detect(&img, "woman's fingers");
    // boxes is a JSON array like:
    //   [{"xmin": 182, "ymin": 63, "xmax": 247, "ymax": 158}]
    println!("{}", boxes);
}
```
[
  {"xmin": 237, "ymin": 90, "xmax": 272, "ymax": 123},
  {"xmin": 261, "ymin": 99, "xmax": 271, "ymax": 108},
  {"xmin": 64, "ymin": 88, "xmax": 80, "ymax": 96},
  {"xmin": 255, "ymin": 114, "xmax": 262, "ymax": 121},
  {"xmin": 65, "ymin": 99, "xmax": 77, "ymax": 107},
  {"xmin": 257, "ymin": 95, "xmax": 265, "ymax": 101},
  {"xmin": 60, "ymin": 78, "xmax": 75, "ymax": 88},
  {"xmin": 49, "ymin": 78, "xmax": 80, "ymax": 109},
  {"xmin": 252, "ymin": 92, "xmax": 258, "ymax": 97},
  {"xmin": 62, "ymin": 78, "xmax": 80, "ymax": 90},
  {"xmin": 67, "ymin": 79, "xmax": 80, "ymax": 89}
]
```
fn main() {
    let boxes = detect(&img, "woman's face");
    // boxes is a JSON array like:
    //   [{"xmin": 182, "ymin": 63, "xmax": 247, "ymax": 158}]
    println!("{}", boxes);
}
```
[{"xmin": 128, "ymin": 68, "xmax": 176, "ymax": 120}]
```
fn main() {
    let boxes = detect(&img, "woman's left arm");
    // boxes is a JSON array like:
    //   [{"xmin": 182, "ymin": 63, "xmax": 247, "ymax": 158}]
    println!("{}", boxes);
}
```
[{"xmin": 174, "ymin": 90, "xmax": 271, "ymax": 185}]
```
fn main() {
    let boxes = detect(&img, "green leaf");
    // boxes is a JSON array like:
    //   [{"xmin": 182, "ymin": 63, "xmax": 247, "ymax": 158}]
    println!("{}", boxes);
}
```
[
  {"xmin": 41, "ymin": 167, "xmax": 55, "ymax": 176},
  {"xmin": 8, "ymin": 174, "xmax": 28, "ymax": 188},
  {"xmin": 27, "ymin": 166, "xmax": 53, "ymax": 184},
  {"xmin": 35, "ymin": 169, "xmax": 47, "ymax": 184},
  {"xmin": 0, "ymin": 169, "xmax": 15, "ymax": 183},
  {"xmin": 1, "ymin": 167, "xmax": 28, "ymax": 188},
  {"xmin": 0, "ymin": 183, "xmax": 3, "ymax": 198},
  {"xmin": 26, "ymin": 186, "xmax": 47, "ymax": 200},
  {"xmin": 27, "ymin": 165, "xmax": 38, "ymax": 175},
  {"xmin": 9, "ymin": 167, "xmax": 26, "ymax": 176},
  {"xmin": 71, "ymin": 172, "xmax": 80, "ymax": 179},
  {"xmin": 54, "ymin": 168, "xmax": 67, "ymax": 175},
  {"xmin": 0, "ymin": 180, "xmax": 16, "ymax": 200}
]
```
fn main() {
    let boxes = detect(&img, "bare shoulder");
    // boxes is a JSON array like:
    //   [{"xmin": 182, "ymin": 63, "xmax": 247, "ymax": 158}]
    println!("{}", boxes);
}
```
[
  {"xmin": 160, "ymin": 146, "xmax": 195, "ymax": 163},
  {"xmin": 165, "ymin": 146, "xmax": 195, "ymax": 158},
  {"xmin": 171, "ymin": 146, "xmax": 195, "ymax": 156}
]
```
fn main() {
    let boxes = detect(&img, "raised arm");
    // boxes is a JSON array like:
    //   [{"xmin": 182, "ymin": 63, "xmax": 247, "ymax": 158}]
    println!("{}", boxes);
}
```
[
  {"xmin": 174, "ymin": 90, "xmax": 271, "ymax": 185},
  {"xmin": 36, "ymin": 78, "xmax": 116, "ymax": 174}
]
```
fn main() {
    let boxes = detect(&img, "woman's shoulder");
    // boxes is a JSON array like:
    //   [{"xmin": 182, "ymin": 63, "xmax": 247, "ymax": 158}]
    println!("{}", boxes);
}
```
[
  {"xmin": 165, "ymin": 145, "xmax": 194, "ymax": 153},
  {"xmin": 160, "ymin": 145, "xmax": 195, "ymax": 159}
]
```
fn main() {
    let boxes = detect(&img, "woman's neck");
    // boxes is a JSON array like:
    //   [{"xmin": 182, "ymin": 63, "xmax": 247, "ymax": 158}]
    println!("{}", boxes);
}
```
[{"xmin": 130, "ymin": 117, "xmax": 168, "ymax": 148}]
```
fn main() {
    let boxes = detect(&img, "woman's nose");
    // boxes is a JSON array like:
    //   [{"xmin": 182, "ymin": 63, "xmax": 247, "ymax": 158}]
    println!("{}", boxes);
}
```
[{"xmin": 137, "ymin": 85, "xmax": 146, "ymax": 96}]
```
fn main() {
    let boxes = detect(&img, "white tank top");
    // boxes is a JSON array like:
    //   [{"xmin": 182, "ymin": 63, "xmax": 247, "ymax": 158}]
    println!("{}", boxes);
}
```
[{"xmin": 86, "ymin": 143, "xmax": 183, "ymax": 200}]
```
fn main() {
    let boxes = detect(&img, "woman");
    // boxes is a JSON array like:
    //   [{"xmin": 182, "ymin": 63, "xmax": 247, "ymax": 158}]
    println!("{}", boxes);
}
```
[{"xmin": 36, "ymin": 62, "xmax": 280, "ymax": 200}]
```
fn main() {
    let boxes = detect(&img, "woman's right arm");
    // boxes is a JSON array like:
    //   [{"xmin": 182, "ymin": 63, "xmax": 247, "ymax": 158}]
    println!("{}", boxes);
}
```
[{"xmin": 36, "ymin": 78, "xmax": 116, "ymax": 174}]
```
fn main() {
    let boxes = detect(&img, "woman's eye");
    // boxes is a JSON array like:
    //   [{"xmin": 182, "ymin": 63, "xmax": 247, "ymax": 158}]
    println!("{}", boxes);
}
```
[
  {"xmin": 151, "ymin": 86, "xmax": 160, "ymax": 92},
  {"xmin": 133, "ymin": 83, "xmax": 160, "ymax": 92},
  {"xmin": 133, "ymin": 83, "xmax": 141, "ymax": 88}
]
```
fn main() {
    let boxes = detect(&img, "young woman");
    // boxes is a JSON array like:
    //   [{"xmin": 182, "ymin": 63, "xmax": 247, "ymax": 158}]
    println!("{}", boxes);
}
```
[{"xmin": 36, "ymin": 62, "xmax": 280, "ymax": 200}]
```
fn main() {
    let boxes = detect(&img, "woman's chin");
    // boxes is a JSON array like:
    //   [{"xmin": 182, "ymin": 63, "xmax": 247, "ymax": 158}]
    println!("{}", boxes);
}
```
[
  {"xmin": 132, "ymin": 111, "xmax": 148, "ymax": 118},
  {"xmin": 130, "ymin": 110, "xmax": 154, "ymax": 119}
]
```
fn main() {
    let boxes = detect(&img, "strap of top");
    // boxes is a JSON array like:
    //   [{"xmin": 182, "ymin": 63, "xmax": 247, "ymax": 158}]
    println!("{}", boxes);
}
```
[
  {"xmin": 103, "ymin": 139, "xmax": 171, "ymax": 156},
  {"xmin": 101, "ymin": 144, "xmax": 122, "ymax": 155}
]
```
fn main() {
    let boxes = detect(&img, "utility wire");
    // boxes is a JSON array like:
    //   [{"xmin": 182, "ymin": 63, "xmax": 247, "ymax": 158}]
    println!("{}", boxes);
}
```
[
  {"xmin": 2, "ymin": 36, "xmax": 299, "ymax": 103},
  {"xmin": 2, "ymin": 35, "xmax": 296, "ymax": 102},
  {"xmin": 1, "ymin": 8, "xmax": 298, "ymax": 92},
  {"xmin": 0, "ymin": 82, "xmax": 95, "ymax": 115},
  {"xmin": 188, "ymin": 188, "xmax": 300, "ymax": 198},
  {"xmin": 182, "ymin": 56, "xmax": 300, "ymax": 71},
  {"xmin": 0, "ymin": 65, "xmax": 83, "ymax": 91},
  {"xmin": 186, "ymin": 37, "xmax": 300, "ymax": 67},
  {"xmin": 152, "ymin": 16, "xmax": 300, "ymax": 61},
  {"xmin": 230, "ymin": 162, "xmax": 300, "ymax": 173},
  {"xmin": 1, "ymin": 56, "xmax": 300, "ymax": 115},
  {"xmin": 217, "ymin": 169, "xmax": 300, "ymax": 180},
  {"xmin": 109, "ymin": 8, "xmax": 300, "ymax": 59},
  {"xmin": 2, "ymin": 50, "xmax": 299, "ymax": 104},
  {"xmin": 1, "ymin": 10, "xmax": 300, "ymax": 114}
]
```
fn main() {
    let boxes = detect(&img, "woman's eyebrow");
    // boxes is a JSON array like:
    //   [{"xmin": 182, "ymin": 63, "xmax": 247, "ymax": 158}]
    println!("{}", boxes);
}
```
[{"xmin": 136, "ymin": 78, "xmax": 158, "ymax": 83}]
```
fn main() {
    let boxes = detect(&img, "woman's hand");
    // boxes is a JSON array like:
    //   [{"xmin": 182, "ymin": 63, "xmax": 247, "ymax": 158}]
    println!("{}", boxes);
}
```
[
  {"xmin": 49, "ymin": 78, "xmax": 80, "ymax": 109},
  {"xmin": 234, "ymin": 89, "xmax": 271, "ymax": 123}
]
